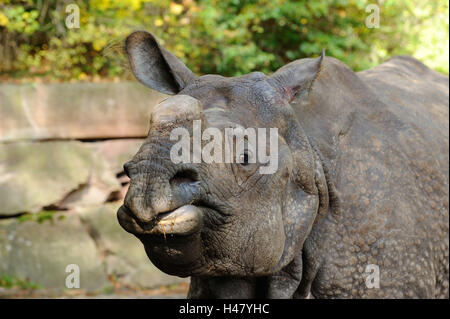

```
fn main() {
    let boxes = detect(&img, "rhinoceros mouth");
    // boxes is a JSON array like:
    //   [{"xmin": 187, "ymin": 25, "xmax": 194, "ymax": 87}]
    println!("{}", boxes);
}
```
[
  {"xmin": 154, "ymin": 205, "xmax": 204, "ymax": 236},
  {"xmin": 117, "ymin": 204, "xmax": 205, "ymax": 237}
]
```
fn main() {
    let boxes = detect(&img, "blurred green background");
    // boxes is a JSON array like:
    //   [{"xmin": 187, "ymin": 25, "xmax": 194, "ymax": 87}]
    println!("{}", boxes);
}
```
[
  {"xmin": 0, "ymin": 0, "xmax": 448, "ymax": 81},
  {"xmin": 0, "ymin": 0, "xmax": 448, "ymax": 298}
]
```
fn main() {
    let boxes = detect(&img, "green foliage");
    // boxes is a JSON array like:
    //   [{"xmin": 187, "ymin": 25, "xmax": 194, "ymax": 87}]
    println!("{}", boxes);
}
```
[
  {"xmin": 0, "ymin": 274, "xmax": 41, "ymax": 289},
  {"xmin": 0, "ymin": 0, "xmax": 448, "ymax": 82},
  {"xmin": 101, "ymin": 285, "xmax": 115, "ymax": 295},
  {"xmin": 17, "ymin": 210, "xmax": 63, "ymax": 224}
]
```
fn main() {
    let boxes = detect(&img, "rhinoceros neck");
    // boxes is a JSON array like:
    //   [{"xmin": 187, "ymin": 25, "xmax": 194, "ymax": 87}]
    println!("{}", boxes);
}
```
[
  {"xmin": 285, "ymin": 59, "xmax": 381, "ymax": 297},
  {"xmin": 290, "ymin": 57, "xmax": 379, "ymax": 189}
]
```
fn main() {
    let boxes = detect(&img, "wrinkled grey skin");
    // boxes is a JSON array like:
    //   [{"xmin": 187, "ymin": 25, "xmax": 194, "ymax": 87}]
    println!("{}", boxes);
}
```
[{"xmin": 117, "ymin": 30, "xmax": 449, "ymax": 298}]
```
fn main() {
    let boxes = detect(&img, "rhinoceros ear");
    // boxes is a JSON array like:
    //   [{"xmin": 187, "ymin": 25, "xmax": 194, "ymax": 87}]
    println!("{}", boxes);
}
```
[
  {"xmin": 125, "ymin": 30, "xmax": 197, "ymax": 95},
  {"xmin": 269, "ymin": 51, "xmax": 324, "ymax": 101}
]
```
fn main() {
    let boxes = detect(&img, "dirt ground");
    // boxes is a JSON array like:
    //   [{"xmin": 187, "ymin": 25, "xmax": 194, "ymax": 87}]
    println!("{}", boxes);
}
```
[{"xmin": 0, "ymin": 282, "xmax": 189, "ymax": 299}]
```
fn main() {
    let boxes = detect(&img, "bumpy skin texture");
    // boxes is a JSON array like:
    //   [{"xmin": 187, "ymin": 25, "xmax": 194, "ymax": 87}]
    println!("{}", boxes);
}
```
[
  {"xmin": 293, "ymin": 56, "xmax": 449, "ymax": 298},
  {"xmin": 117, "ymin": 31, "xmax": 449, "ymax": 298}
]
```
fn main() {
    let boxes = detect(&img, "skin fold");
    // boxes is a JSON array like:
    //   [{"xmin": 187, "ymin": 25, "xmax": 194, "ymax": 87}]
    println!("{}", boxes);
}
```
[{"xmin": 117, "ymin": 30, "xmax": 449, "ymax": 298}]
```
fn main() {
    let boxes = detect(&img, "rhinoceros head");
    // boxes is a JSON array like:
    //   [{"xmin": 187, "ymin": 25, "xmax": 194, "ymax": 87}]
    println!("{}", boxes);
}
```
[{"xmin": 117, "ymin": 31, "xmax": 329, "ymax": 278}]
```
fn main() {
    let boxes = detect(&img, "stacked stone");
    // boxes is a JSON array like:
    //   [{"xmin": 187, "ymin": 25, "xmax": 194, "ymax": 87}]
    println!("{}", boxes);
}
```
[{"xmin": 0, "ymin": 83, "xmax": 186, "ymax": 293}]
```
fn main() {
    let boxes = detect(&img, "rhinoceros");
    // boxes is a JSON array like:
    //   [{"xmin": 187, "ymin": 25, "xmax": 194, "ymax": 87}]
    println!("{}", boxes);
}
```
[{"xmin": 117, "ymin": 30, "xmax": 449, "ymax": 298}]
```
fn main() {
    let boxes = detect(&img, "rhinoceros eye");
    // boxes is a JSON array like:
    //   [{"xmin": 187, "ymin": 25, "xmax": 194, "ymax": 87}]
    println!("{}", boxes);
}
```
[{"xmin": 239, "ymin": 150, "xmax": 251, "ymax": 166}]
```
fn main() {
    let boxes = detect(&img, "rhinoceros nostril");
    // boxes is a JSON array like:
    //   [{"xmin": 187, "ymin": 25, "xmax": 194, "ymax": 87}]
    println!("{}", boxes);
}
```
[{"xmin": 170, "ymin": 169, "xmax": 199, "ymax": 187}]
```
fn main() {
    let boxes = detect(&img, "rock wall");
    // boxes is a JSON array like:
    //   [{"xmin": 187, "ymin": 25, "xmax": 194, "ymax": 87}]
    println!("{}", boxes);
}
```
[{"xmin": 0, "ymin": 83, "xmax": 187, "ymax": 293}]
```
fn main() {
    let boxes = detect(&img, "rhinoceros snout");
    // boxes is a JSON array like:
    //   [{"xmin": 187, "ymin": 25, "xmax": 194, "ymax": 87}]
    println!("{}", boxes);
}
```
[{"xmin": 118, "ymin": 163, "xmax": 203, "ymax": 237}]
